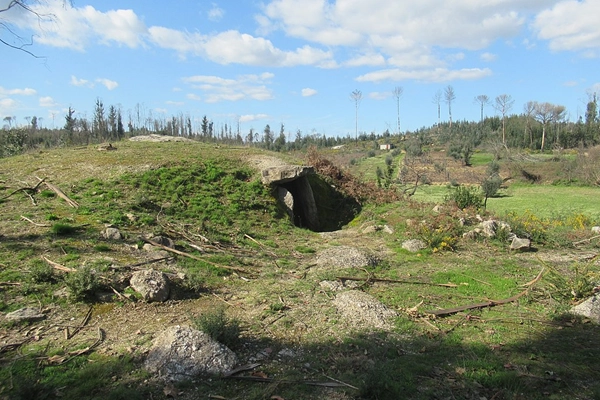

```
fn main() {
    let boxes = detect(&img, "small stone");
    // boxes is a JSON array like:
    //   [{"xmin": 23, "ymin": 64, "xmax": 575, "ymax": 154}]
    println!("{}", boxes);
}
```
[
  {"xmin": 402, "ymin": 239, "xmax": 427, "ymax": 253},
  {"xmin": 5, "ymin": 307, "xmax": 46, "ymax": 323},
  {"xmin": 570, "ymin": 294, "xmax": 600, "ymax": 323},
  {"xmin": 103, "ymin": 227, "xmax": 123, "ymax": 240},
  {"xmin": 592, "ymin": 226, "xmax": 600, "ymax": 234},
  {"xmin": 130, "ymin": 269, "xmax": 170, "ymax": 302},
  {"xmin": 510, "ymin": 237, "xmax": 531, "ymax": 251}
]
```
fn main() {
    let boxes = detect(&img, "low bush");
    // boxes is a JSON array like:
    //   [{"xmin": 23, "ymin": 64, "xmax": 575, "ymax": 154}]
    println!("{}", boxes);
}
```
[
  {"xmin": 445, "ymin": 185, "xmax": 483, "ymax": 210},
  {"xmin": 190, "ymin": 307, "xmax": 241, "ymax": 349},
  {"xmin": 64, "ymin": 265, "xmax": 99, "ymax": 301}
]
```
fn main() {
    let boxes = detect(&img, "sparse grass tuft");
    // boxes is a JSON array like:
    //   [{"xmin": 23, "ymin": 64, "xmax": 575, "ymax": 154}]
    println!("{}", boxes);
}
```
[{"xmin": 190, "ymin": 306, "xmax": 241, "ymax": 349}]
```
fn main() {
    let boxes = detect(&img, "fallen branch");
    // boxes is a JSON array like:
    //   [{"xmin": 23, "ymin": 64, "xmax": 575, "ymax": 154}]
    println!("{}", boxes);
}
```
[
  {"xmin": 20, "ymin": 216, "xmax": 50, "ymax": 227},
  {"xmin": 337, "ymin": 275, "xmax": 458, "ymax": 288},
  {"xmin": 0, "ymin": 282, "xmax": 21, "ymax": 287},
  {"xmin": 41, "ymin": 256, "xmax": 77, "ymax": 272},
  {"xmin": 425, "ymin": 268, "xmax": 545, "ymax": 317},
  {"xmin": 46, "ymin": 327, "xmax": 104, "ymax": 365},
  {"xmin": 224, "ymin": 375, "xmax": 354, "ymax": 388},
  {"xmin": 36, "ymin": 176, "xmax": 79, "ymax": 208},
  {"xmin": 0, "ymin": 178, "xmax": 46, "ymax": 201},
  {"xmin": 573, "ymin": 235, "xmax": 600, "ymax": 245},
  {"xmin": 143, "ymin": 239, "xmax": 252, "ymax": 275},
  {"xmin": 65, "ymin": 306, "xmax": 93, "ymax": 340},
  {"xmin": 109, "ymin": 256, "xmax": 174, "ymax": 270}
]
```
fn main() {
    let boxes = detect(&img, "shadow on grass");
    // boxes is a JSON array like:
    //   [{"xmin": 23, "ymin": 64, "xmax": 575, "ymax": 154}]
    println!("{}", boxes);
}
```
[{"xmin": 2, "ymin": 314, "xmax": 598, "ymax": 400}]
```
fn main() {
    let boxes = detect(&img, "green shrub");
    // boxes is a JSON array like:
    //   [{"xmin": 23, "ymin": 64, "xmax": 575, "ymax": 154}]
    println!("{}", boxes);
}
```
[
  {"xmin": 51, "ymin": 223, "xmax": 78, "ymax": 236},
  {"xmin": 191, "ymin": 307, "xmax": 241, "ymax": 349},
  {"xmin": 29, "ymin": 261, "xmax": 54, "ymax": 283},
  {"xmin": 445, "ymin": 185, "xmax": 483, "ymax": 210},
  {"xmin": 64, "ymin": 265, "xmax": 99, "ymax": 301}
]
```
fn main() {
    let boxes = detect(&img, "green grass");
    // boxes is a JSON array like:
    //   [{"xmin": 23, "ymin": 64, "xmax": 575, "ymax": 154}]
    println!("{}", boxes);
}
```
[
  {"xmin": 487, "ymin": 183, "xmax": 600, "ymax": 222},
  {"xmin": 1, "ymin": 141, "xmax": 600, "ymax": 399}
]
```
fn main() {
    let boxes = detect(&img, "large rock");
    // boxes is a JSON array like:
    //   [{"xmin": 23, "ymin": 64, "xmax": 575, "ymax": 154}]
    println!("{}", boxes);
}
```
[
  {"xmin": 277, "ymin": 186, "xmax": 294, "ymax": 220},
  {"xmin": 315, "ymin": 246, "xmax": 378, "ymax": 269},
  {"xmin": 130, "ymin": 269, "xmax": 170, "ymax": 302},
  {"xmin": 510, "ymin": 237, "xmax": 531, "ymax": 252},
  {"xmin": 103, "ymin": 227, "xmax": 123, "ymax": 240},
  {"xmin": 144, "ymin": 325, "xmax": 238, "ymax": 381},
  {"xmin": 570, "ymin": 294, "xmax": 600, "ymax": 323},
  {"xmin": 5, "ymin": 307, "xmax": 46, "ymax": 323},
  {"xmin": 402, "ymin": 239, "xmax": 427, "ymax": 253},
  {"xmin": 260, "ymin": 165, "xmax": 314, "ymax": 185},
  {"xmin": 333, "ymin": 290, "xmax": 398, "ymax": 330}
]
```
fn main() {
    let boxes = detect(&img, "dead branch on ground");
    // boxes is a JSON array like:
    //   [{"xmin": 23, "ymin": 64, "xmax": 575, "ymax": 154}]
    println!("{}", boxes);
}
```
[
  {"xmin": 20, "ymin": 216, "xmax": 50, "ymax": 227},
  {"xmin": 0, "ymin": 178, "xmax": 46, "ymax": 201},
  {"xmin": 41, "ymin": 256, "xmax": 77, "ymax": 272},
  {"xmin": 65, "ymin": 306, "xmax": 93, "ymax": 340},
  {"xmin": 425, "ymin": 268, "xmax": 544, "ymax": 317},
  {"xmin": 337, "ymin": 275, "xmax": 458, "ymax": 288},
  {"xmin": 35, "ymin": 176, "xmax": 79, "ymax": 208},
  {"xmin": 143, "ymin": 239, "xmax": 253, "ymax": 275}
]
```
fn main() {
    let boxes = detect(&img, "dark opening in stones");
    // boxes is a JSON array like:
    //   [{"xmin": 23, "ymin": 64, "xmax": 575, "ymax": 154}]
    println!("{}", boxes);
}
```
[{"xmin": 263, "ymin": 165, "xmax": 360, "ymax": 232}]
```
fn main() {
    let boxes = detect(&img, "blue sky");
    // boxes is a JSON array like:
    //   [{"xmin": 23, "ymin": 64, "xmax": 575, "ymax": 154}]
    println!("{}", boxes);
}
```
[{"xmin": 2, "ymin": 0, "xmax": 599, "ymax": 137}]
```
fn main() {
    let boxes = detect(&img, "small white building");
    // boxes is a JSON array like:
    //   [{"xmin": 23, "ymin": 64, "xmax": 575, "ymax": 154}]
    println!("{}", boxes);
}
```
[{"xmin": 379, "ymin": 144, "xmax": 393, "ymax": 150}]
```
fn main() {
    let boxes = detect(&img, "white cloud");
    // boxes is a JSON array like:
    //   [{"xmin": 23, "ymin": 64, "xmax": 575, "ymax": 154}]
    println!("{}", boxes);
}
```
[
  {"xmin": 23, "ymin": 0, "xmax": 147, "ymax": 50},
  {"xmin": 70, "ymin": 75, "xmax": 93, "ymax": 88},
  {"xmin": 96, "ymin": 78, "xmax": 119, "ymax": 90},
  {"xmin": 480, "ymin": 52, "xmax": 498, "ymax": 62},
  {"xmin": 369, "ymin": 91, "xmax": 391, "ymax": 100},
  {"xmin": 301, "ymin": 88, "xmax": 318, "ymax": 97},
  {"xmin": 0, "ymin": 87, "xmax": 37, "ymax": 96},
  {"xmin": 39, "ymin": 96, "xmax": 59, "ymax": 108},
  {"xmin": 166, "ymin": 100, "xmax": 185, "ymax": 106},
  {"xmin": 532, "ymin": 0, "xmax": 600, "ymax": 54},
  {"xmin": 0, "ymin": 98, "xmax": 18, "ymax": 116},
  {"xmin": 183, "ymin": 73, "xmax": 275, "ymax": 103},
  {"xmin": 208, "ymin": 4, "xmax": 225, "ymax": 21},
  {"xmin": 187, "ymin": 94, "xmax": 202, "ymax": 101},
  {"xmin": 343, "ymin": 52, "xmax": 386, "ymax": 67},
  {"xmin": 356, "ymin": 67, "xmax": 493, "ymax": 83},
  {"xmin": 239, "ymin": 114, "xmax": 269, "ymax": 123}
]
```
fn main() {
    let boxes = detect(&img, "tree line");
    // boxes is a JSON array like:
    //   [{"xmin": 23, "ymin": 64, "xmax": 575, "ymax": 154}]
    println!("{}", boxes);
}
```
[{"xmin": 1, "ymin": 91, "xmax": 599, "ymax": 159}]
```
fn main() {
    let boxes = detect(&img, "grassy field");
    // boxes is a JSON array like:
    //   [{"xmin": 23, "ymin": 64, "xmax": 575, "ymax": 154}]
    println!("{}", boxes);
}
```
[
  {"xmin": 1, "ymin": 140, "xmax": 599, "ymax": 400},
  {"xmin": 410, "ymin": 182, "xmax": 600, "ymax": 223}
]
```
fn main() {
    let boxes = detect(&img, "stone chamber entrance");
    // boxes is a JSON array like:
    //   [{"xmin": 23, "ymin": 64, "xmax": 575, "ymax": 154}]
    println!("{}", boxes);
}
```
[{"xmin": 261, "ymin": 164, "xmax": 361, "ymax": 232}]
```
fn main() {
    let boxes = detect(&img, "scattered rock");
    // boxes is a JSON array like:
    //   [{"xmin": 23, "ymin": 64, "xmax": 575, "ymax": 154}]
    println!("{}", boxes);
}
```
[
  {"xmin": 402, "ymin": 239, "xmax": 427, "ymax": 253},
  {"xmin": 333, "ymin": 290, "xmax": 398, "ymax": 330},
  {"xmin": 319, "ymin": 280, "xmax": 360, "ymax": 292},
  {"xmin": 362, "ymin": 224, "xmax": 394, "ymax": 234},
  {"xmin": 144, "ymin": 325, "xmax": 238, "ymax": 381},
  {"xmin": 129, "ymin": 134, "xmax": 192, "ymax": 142},
  {"xmin": 5, "ymin": 307, "xmax": 46, "ymax": 323},
  {"xmin": 480, "ymin": 220, "xmax": 497, "ymax": 238},
  {"xmin": 510, "ymin": 237, "xmax": 531, "ymax": 252},
  {"xmin": 315, "ymin": 246, "xmax": 378, "ymax": 269},
  {"xmin": 277, "ymin": 348, "xmax": 298, "ymax": 359},
  {"xmin": 570, "ymin": 294, "xmax": 600, "ymax": 323},
  {"xmin": 130, "ymin": 269, "xmax": 170, "ymax": 302},
  {"xmin": 149, "ymin": 236, "xmax": 175, "ymax": 248},
  {"xmin": 592, "ymin": 226, "xmax": 600, "ymax": 234},
  {"xmin": 103, "ymin": 227, "xmax": 123, "ymax": 240}
]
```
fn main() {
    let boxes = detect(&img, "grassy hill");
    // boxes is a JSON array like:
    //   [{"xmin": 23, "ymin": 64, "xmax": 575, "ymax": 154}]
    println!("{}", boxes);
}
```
[{"xmin": 1, "ymin": 139, "xmax": 599, "ymax": 400}]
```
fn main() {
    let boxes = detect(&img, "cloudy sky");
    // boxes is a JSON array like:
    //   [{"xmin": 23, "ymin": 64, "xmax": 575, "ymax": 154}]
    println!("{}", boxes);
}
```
[{"xmin": 2, "ymin": 0, "xmax": 599, "ymax": 136}]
